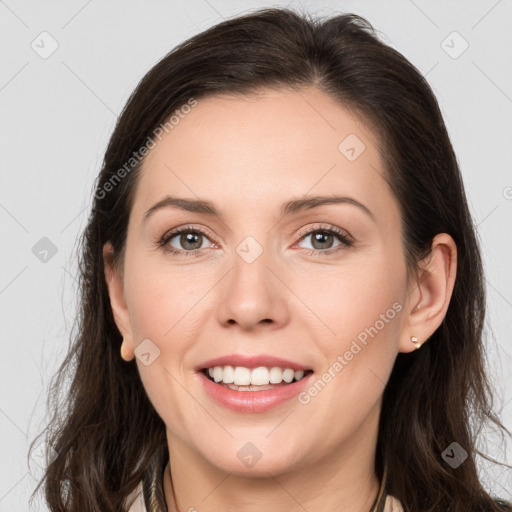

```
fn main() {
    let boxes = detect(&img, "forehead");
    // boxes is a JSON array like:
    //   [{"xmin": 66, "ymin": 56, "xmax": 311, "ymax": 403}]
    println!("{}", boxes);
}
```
[{"xmin": 132, "ymin": 87, "xmax": 395, "ymax": 225}]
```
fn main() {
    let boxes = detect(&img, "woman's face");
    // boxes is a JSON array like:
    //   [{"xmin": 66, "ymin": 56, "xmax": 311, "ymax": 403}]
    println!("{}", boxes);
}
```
[{"xmin": 105, "ymin": 86, "xmax": 416, "ymax": 476}]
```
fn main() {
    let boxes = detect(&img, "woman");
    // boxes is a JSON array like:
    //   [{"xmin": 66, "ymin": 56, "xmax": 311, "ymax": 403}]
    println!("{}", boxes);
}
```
[{"xmin": 30, "ymin": 7, "xmax": 511, "ymax": 512}]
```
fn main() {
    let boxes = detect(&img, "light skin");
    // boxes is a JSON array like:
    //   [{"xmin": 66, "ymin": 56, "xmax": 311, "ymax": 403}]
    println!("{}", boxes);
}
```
[{"xmin": 103, "ymin": 86, "xmax": 457, "ymax": 512}]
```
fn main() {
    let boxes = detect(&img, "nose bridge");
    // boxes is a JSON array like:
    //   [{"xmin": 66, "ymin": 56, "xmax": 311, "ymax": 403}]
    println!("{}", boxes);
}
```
[{"xmin": 216, "ymin": 231, "xmax": 288, "ymax": 330}]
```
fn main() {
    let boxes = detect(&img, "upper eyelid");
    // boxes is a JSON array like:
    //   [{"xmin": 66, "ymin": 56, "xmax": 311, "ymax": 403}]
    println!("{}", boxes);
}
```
[
  {"xmin": 295, "ymin": 223, "xmax": 353, "ymax": 241},
  {"xmin": 163, "ymin": 224, "xmax": 216, "ymax": 243}
]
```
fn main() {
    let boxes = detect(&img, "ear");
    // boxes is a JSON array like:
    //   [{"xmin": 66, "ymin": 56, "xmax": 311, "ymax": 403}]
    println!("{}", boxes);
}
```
[
  {"xmin": 103, "ymin": 242, "xmax": 135, "ymax": 361},
  {"xmin": 399, "ymin": 233, "xmax": 457, "ymax": 353}
]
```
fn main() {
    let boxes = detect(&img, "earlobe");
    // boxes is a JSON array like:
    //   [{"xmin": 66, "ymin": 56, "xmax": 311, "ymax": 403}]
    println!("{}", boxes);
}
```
[
  {"xmin": 103, "ymin": 242, "xmax": 135, "ymax": 361},
  {"xmin": 399, "ymin": 233, "xmax": 457, "ymax": 354}
]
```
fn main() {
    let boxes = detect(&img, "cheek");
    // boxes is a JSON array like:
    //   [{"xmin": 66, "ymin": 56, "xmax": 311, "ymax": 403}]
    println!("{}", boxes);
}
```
[
  {"xmin": 296, "ymin": 253, "xmax": 405, "ymax": 353},
  {"xmin": 123, "ymin": 257, "xmax": 204, "ymax": 430},
  {"xmin": 123, "ymin": 253, "xmax": 215, "ymax": 361},
  {"xmin": 292, "ymin": 260, "xmax": 404, "ymax": 444},
  {"xmin": 127, "ymin": 278, "xmax": 173, "ymax": 340}
]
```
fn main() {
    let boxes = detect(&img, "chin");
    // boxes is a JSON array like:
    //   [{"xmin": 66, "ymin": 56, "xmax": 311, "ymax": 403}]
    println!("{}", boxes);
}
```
[{"xmin": 194, "ymin": 437, "xmax": 307, "ymax": 478}]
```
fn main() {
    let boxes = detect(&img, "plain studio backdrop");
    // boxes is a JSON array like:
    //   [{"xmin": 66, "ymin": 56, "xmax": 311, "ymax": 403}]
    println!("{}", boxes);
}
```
[{"xmin": 0, "ymin": 1, "xmax": 511, "ymax": 510}]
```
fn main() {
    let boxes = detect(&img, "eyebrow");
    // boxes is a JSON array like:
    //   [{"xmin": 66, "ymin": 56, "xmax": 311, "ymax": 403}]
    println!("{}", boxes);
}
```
[{"xmin": 143, "ymin": 194, "xmax": 375, "ymax": 224}]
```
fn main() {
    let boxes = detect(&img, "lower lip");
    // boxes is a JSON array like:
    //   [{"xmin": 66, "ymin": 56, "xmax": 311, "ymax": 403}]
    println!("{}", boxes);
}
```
[{"xmin": 198, "ymin": 371, "xmax": 314, "ymax": 413}]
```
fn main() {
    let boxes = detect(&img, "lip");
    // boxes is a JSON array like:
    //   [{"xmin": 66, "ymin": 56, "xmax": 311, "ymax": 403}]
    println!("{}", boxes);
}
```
[
  {"xmin": 197, "ymin": 370, "xmax": 314, "ymax": 413},
  {"xmin": 196, "ymin": 354, "xmax": 311, "ymax": 372}
]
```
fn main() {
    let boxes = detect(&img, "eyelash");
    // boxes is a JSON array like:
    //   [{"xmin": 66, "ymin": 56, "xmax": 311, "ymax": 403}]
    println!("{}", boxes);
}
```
[{"xmin": 157, "ymin": 223, "xmax": 354, "ymax": 258}]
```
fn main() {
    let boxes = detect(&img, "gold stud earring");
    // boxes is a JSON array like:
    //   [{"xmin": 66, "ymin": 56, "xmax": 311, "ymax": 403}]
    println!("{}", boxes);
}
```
[{"xmin": 410, "ymin": 336, "xmax": 422, "ymax": 349}]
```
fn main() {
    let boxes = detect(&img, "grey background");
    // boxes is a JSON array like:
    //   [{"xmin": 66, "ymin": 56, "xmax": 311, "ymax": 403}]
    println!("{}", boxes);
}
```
[{"xmin": 1, "ymin": 0, "xmax": 511, "ymax": 510}]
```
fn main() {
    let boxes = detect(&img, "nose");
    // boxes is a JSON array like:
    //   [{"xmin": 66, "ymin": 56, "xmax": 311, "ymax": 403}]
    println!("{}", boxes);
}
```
[{"xmin": 215, "ymin": 242, "xmax": 290, "ymax": 332}]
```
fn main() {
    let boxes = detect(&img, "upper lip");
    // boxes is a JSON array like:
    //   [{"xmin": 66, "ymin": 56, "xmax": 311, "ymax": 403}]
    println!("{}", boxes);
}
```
[{"xmin": 197, "ymin": 354, "xmax": 312, "ymax": 372}]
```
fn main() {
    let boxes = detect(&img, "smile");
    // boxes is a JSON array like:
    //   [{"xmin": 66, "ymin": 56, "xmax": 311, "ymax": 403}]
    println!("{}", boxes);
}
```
[
  {"xmin": 202, "ymin": 365, "xmax": 312, "ymax": 390},
  {"xmin": 198, "ymin": 365, "xmax": 314, "ymax": 413}
]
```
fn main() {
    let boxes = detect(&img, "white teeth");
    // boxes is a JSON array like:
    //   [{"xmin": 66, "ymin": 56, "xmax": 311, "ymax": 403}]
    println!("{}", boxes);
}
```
[
  {"xmin": 222, "ymin": 365, "xmax": 235, "ymax": 384},
  {"xmin": 205, "ymin": 365, "xmax": 308, "ymax": 386},
  {"xmin": 251, "ymin": 366, "xmax": 269, "ymax": 385},
  {"xmin": 282, "ymin": 368, "xmax": 295, "ymax": 383},
  {"xmin": 233, "ymin": 366, "xmax": 251, "ymax": 386},
  {"xmin": 213, "ymin": 366, "xmax": 223, "ymax": 383},
  {"xmin": 269, "ymin": 366, "xmax": 283, "ymax": 384}
]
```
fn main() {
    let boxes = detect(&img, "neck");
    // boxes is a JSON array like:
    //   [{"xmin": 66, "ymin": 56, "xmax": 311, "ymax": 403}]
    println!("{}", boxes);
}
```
[{"xmin": 163, "ymin": 403, "xmax": 382, "ymax": 512}]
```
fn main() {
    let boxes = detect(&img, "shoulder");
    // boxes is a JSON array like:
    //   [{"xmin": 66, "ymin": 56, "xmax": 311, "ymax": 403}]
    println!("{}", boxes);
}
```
[{"xmin": 124, "ymin": 481, "xmax": 146, "ymax": 512}]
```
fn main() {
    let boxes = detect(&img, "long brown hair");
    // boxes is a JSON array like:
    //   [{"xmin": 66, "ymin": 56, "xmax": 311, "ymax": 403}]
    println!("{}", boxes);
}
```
[{"xmin": 29, "ymin": 7, "xmax": 511, "ymax": 511}]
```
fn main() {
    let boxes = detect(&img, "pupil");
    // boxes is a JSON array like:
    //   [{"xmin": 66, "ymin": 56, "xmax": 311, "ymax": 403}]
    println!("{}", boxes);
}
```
[
  {"xmin": 182, "ymin": 232, "xmax": 201, "ymax": 250},
  {"xmin": 312, "ymin": 232, "xmax": 333, "ymax": 250}
]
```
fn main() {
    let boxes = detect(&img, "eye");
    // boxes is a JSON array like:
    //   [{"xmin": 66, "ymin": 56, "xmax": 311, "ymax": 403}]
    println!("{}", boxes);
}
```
[
  {"xmin": 295, "ymin": 224, "xmax": 354, "ymax": 256},
  {"xmin": 157, "ymin": 223, "xmax": 354, "ymax": 258},
  {"xmin": 158, "ymin": 225, "xmax": 215, "ymax": 257}
]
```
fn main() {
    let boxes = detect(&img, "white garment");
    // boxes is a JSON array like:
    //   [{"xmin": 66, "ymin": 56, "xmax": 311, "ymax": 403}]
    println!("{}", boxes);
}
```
[
  {"xmin": 385, "ymin": 495, "xmax": 405, "ymax": 511},
  {"xmin": 125, "ymin": 482, "xmax": 145, "ymax": 512}
]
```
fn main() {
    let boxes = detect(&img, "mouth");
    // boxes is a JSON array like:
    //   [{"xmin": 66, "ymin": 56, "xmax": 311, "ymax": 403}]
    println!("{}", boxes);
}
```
[
  {"xmin": 196, "ymin": 355, "xmax": 315, "ymax": 412},
  {"xmin": 200, "ymin": 365, "xmax": 314, "ymax": 392}
]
